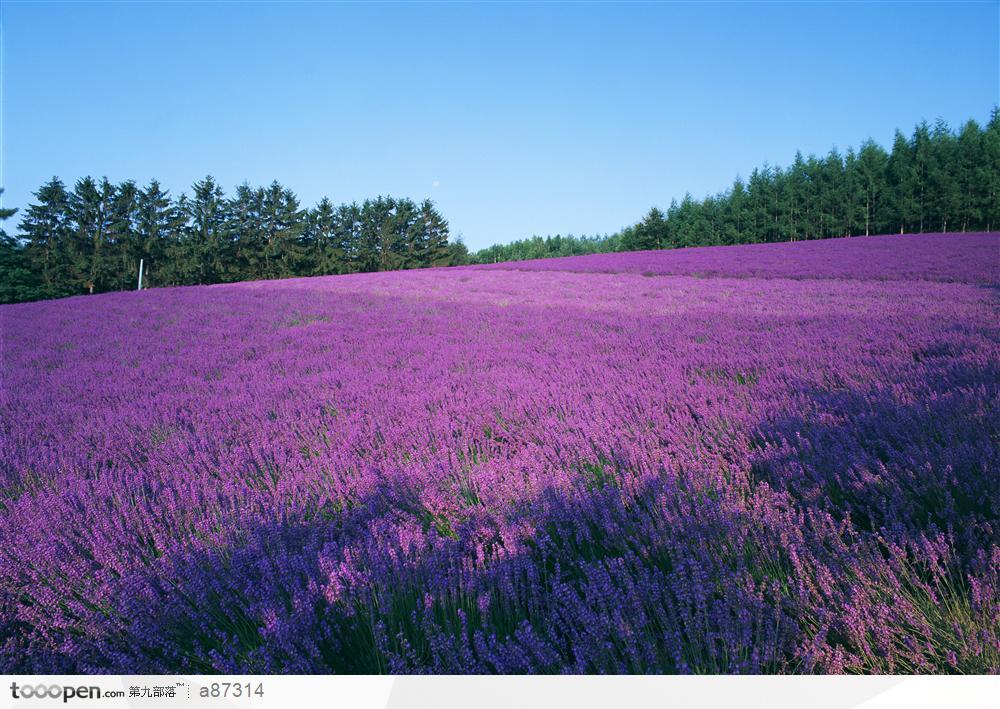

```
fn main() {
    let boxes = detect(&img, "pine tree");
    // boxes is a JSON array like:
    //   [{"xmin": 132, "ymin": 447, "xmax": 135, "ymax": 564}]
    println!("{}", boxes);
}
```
[
  {"xmin": 644, "ymin": 206, "xmax": 669, "ymax": 249},
  {"xmin": 109, "ymin": 180, "xmax": 141, "ymax": 291},
  {"xmin": 258, "ymin": 182, "xmax": 305, "ymax": 280},
  {"xmin": 954, "ymin": 120, "xmax": 982, "ymax": 232},
  {"xmin": 746, "ymin": 166, "xmax": 776, "ymax": 242},
  {"xmin": 337, "ymin": 202, "xmax": 363, "ymax": 273},
  {"xmin": 911, "ymin": 121, "xmax": 933, "ymax": 232},
  {"xmin": 306, "ymin": 197, "xmax": 343, "ymax": 275},
  {"xmin": 817, "ymin": 150, "xmax": 844, "ymax": 239},
  {"xmin": 722, "ymin": 177, "xmax": 747, "ymax": 244},
  {"xmin": 842, "ymin": 148, "xmax": 862, "ymax": 237},
  {"xmin": 982, "ymin": 108, "xmax": 1000, "ymax": 231},
  {"xmin": 0, "ymin": 190, "xmax": 41, "ymax": 303},
  {"xmin": 227, "ymin": 184, "xmax": 265, "ymax": 280},
  {"xmin": 184, "ymin": 176, "xmax": 229, "ymax": 284},
  {"xmin": 419, "ymin": 199, "xmax": 451, "ymax": 267},
  {"xmin": 886, "ymin": 131, "xmax": 918, "ymax": 233},
  {"xmin": 19, "ymin": 177, "xmax": 74, "ymax": 298},
  {"xmin": 854, "ymin": 140, "xmax": 888, "ymax": 236},
  {"xmin": 357, "ymin": 197, "xmax": 392, "ymax": 272},
  {"xmin": 137, "ymin": 180, "xmax": 184, "ymax": 287},
  {"xmin": 621, "ymin": 206, "xmax": 667, "ymax": 250},
  {"xmin": 446, "ymin": 235, "xmax": 470, "ymax": 266},
  {"xmin": 389, "ymin": 197, "xmax": 419, "ymax": 270},
  {"xmin": 780, "ymin": 152, "xmax": 810, "ymax": 241},
  {"xmin": 70, "ymin": 177, "xmax": 117, "ymax": 294},
  {"xmin": 927, "ymin": 119, "xmax": 961, "ymax": 232}
]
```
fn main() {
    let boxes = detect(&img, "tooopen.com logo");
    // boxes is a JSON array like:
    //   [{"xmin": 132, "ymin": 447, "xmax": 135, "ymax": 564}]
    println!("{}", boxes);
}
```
[{"xmin": 10, "ymin": 682, "xmax": 125, "ymax": 703}]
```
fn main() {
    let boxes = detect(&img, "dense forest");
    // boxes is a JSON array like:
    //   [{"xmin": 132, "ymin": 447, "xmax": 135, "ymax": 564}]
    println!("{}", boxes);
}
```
[
  {"xmin": 472, "ymin": 111, "xmax": 1000, "ymax": 263},
  {"xmin": 0, "ymin": 179, "xmax": 467, "ymax": 303},
  {"xmin": 1, "ymin": 111, "xmax": 997, "ymax": 303}
]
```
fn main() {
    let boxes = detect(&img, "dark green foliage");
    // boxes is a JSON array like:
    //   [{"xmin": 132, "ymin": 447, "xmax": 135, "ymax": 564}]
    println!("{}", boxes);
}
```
[
  {"xmin": 18, "ymin": 177, "xmax": 75, "ymax": 299},
  {"xmin": 0, "ymin": 232, "xmax": 40, "ymax": 304},
  {"xmin": 0, "ymin": 189, "xmax": 43, "ymax": 303},
  {"xmin": 621, "ymin": 207, "xmax": 669, "ymax": 250},
  {"xmin": 1, "ymin": 177, "xmax": 455, "ymax": 303},
  {"xmin": 303, "ymin": 197, "xmax": 343, "ymax": 276},
  {"xmin": 181, "ymin": 176, "xmax": 229, "ymax": 285},
  {"xmin": 136, "ymin": 180, "xmax": 185, "ymax": 288},
  {"xmin": 257, "ymin": 182, "xmax": 306, "ymax": 280},
  {"xmin": 474, "ymin": 232, "xmax": 621, "ymax": 263},
  {"xmin": 70, "ymin": 177, "xmax": 118, "ymax": 295},
  {"xmin": 108, "ymin": 180, "xmax": 141, "ymax": 292},
  {"xmin": 358, "ymin": 196, "xmax": 392, "ymax": 273},
  {"xmin": 981, "ymin": 109, "xmax": 1000, "ymax": 231},
  {"xmin": 419, "ymin": 199, "xmax": 451, "ymax": 267},
  {"xmin": 225, "ymin": 183, "xmax": 266, "ymax": 282},
  {"xmin": 445, "ymin": 236, "xmax": 471, "ymax": 266}
]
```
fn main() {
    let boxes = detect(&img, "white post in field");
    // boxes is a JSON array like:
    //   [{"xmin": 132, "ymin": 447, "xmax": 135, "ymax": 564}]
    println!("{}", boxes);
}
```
[{"xmin": 137, "ymin": 259, "xmax": 144, "ymax": 290}]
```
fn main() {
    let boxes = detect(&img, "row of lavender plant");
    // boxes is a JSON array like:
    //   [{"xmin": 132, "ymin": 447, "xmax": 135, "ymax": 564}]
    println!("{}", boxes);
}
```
[
  {"xmin": 0, "ymin": 232, "xmax": 996, "ymax": 673},
  {"xmin": 471, "ymin": 232, "xmax": 1000, "ymax": 285}
]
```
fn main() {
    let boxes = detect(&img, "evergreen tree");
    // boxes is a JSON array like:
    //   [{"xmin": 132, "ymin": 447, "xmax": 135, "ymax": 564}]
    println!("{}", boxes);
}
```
[
  {"xmin": 259, "ymin": 181, "xmax": 306, "ymax": 280},
  {"xmin": 842, "ymin": 148, "xmax": 862, "ymax": 237},
  {"xmin": 446, "ymin": 235, "xmax": 470, "ymax": 266},
  {"xmin": 136, "ymin": 180, "xmax": 184, "ymax": 287},
  {"xmin": 226, "ymin": 184, "xmax": 265, "ymax": 281},
  {"xmin": 721, "ymin": 177, "xmax": 747, "ymax": 245},
  {"xmin": 71, "ymin": 177, "xmax": 117, "ymax": 295},
  {"xmin": 854, "ymin": 140, "xmax": 889, "ymax": 236},
  {"xmin": 0, "ymin": 190, "xmax": 41, "ymax": 303},
  {"xmin": 927, "ymin": 119, "xmax": 961, "ymax": 232},
  {"xmin": 982, "ymin": 108, "xmax": 1000, "ymax": 231},
  {"xmin": 886, "ymin": 130, "xmax": 918, "ymax": 234},
  {"xmin": 911, "ymin": 121, "xmax": 933, "ymax": 232},
  {"xmin": 955, "ymin": 119, "xmax": 983, "ymax": 232},
  {"xmin": 780, "ymin": 152, "xmax": 809, "ymax": 241},
  {"xmin": 389, "ymin": 197, "xmax": 419, "ymax": 270},
  {"xmin": 337, "ymin": 202, "xmax": 363, "ymax": 273},
  {"xmin": 642, "ymin": 206, "xmax": 669, "ymax": 249},
  {"xmin": 184, "ymin": 176, "xmax": 228, "ymax": 285},
  {"xmin": 19, "ymin": 177, "xmax": 74, "ymax": 298},
  {"xmin": 816, "ymin": 150, "xmax": 844, "ymax": 239},
  {"xmin": 109, "ymin": 180, "xmax": 142, "ymax": 291},
  {"xmin": 357, "ymin": 197, "xmax": 391, "ymax": 273},
  {"xmin": 419, "ymin": 199, "xmax": 451, "ymax": 267},
  {"xmin": 746, "ymin": 166, "xmax": 775, "ymax": 243},
  {"xmin": 305, "ymin": 197, "xmax": 344, "ymax": 275},
  {"xmin": 622, "ymin": 206, "xmax": 667, "ymax": 250}
]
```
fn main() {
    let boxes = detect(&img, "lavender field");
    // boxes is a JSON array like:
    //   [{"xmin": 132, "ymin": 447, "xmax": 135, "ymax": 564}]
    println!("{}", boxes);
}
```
[{"xmin": 1, "ymin": 232, "xmax": 997, "ymax": 674}]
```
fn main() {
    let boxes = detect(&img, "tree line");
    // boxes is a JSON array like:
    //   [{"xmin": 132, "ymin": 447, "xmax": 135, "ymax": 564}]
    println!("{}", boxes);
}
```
[
  {"xmin": 2, "ymin": 111, "xmax": 997, "ymax": 302},
  {"xmin": 472, "ymin": 233, "xmax": 621, "ymax": 265},
  {"xmin": 472, "ymin": 110, "xmax": 1000, "ymax": 262},
  {"xmin": 0, "ymin": 178, "xmax": 469, "ymax": 303}
]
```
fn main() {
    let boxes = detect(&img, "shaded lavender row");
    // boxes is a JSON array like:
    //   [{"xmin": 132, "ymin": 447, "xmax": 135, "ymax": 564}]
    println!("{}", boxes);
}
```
[
  {"xmin": 0, "ymin": 233, "xmax": 997, "ymax": 673},
  {"xmin": 471, "ymin": 232, "xmax": 1000, "ymax": 285}
]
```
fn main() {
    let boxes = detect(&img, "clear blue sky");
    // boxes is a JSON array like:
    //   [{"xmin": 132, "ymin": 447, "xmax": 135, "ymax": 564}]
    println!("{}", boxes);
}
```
[{"xmin": 2, "ymin": 1, "xmax": 997, "ymax": 250}]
